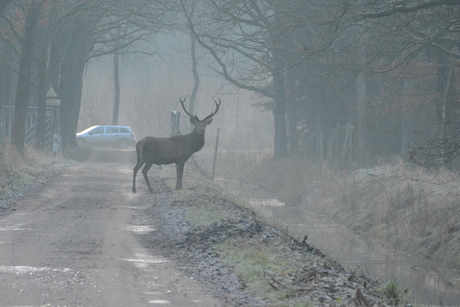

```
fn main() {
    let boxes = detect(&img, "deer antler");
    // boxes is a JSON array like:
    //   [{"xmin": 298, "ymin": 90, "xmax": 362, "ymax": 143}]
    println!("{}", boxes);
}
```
[
  {"xmin": 202, "ymin": 98, "xmax": 221, "ymax": 121},
  {"xmin": 179, "ymin": 97, "xmax": 199, "ymax": 120}
]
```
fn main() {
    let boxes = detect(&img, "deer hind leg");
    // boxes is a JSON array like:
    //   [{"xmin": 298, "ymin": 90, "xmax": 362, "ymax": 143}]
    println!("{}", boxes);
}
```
[
  {"xmin": 176, "ymin": 161, "xmax": 185, "ymax": 190},
  {"xmin": 132, "ymin": 159, "xmax": 145, "ymax": 193},
  {"xmin": 142, "ymin": 162, "xmax": 154, "ymax": 193}
]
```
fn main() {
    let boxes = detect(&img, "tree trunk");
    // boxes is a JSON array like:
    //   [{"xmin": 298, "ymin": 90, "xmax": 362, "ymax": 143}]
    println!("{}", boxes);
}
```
[
  {"xmin": 271, "ymin": 8, "xmax": 288, "ymax": 159},
  {"xmin": 11, "ymin": 1, "xmax": 42, "ymax": 153},
  {"xmin": 36, "ymin": 37, "xmax": 50, "ymax": 149},
  {"xmin": 187, "ymin": 0, "xmax": 199, "ymax": 131},
  {"xmin": 355, "ymin": 71, "xmax": 369, "ymax": 166},
  {"xmin": 48, "ymin": 33, "xmax": 62, "ymax": 95},
  {"xmin": 0, "ymin": 46, "xmax": 15, "ymax": 104},
  {"xmin": 438, "ymin": 62, "xmax": 454, "ymax": 168},
  {"xmin": 59, "ymin": 26, "xmax": 92, "ymax": 152},
  {"xmin": 431, "ymin": 48, "xmax": 457, "ymax": 168},
  {"xmin": 60, "ymin": 60, "xmax": 85, "ymax": 151},
  {"xmin": 285, "ymin": 70, "xmax": 300, "ymax": 154},
  {"xmin": 272, "ymin": 69, "xmax": 288, "ymax": 158},
  {"xmin": 112, "ymin": 50, "xmax": 120, "ymax": 125},
  {"xmin": 189, "ymin": 26, "xmax": 199, "ymax": 118}
]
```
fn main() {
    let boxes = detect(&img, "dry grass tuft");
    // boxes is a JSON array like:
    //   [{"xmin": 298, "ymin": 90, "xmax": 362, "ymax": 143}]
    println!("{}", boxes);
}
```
[
  {"xmin": 0, "ymin": 144, "xmax": 59, "ymax": 196},
  {"xmin": 0, "ymin": 143, "xmax": 25, "ymax": 174}
]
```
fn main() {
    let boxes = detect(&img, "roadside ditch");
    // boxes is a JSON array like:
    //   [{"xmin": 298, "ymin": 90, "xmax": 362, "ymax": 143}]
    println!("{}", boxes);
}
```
[{"xmin": 137, "ymin": 166, "xmax": 400, "ymax": 306}]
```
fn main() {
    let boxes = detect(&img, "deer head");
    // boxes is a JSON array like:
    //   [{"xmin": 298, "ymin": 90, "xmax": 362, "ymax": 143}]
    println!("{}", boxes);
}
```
[{"xmin": 180, "ymin": 97, "xmax": 221, "ymax": 133}]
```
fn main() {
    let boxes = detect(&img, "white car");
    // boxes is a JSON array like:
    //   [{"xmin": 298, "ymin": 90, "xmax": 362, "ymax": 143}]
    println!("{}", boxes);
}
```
[{"xmin": 76, "ymin": 125, "xmax": 136, "ymax": 149}]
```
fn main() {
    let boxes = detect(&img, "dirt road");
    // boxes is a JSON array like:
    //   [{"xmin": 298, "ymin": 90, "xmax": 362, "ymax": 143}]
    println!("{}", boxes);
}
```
[{"xmin": 0, "ymin": 151, "xmax": 221, "ymax": 306}]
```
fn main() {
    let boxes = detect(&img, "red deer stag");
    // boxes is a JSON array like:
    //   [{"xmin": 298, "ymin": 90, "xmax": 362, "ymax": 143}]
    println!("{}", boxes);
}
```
[{"xmin": 132, "ymin": 97, "xmax": 221, "ymax": 192}]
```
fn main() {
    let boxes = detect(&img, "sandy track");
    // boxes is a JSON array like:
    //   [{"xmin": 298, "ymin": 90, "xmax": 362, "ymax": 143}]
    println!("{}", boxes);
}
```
[{"xmin": 0, "ymin": 156, "xmax": 221, "ymax": 306}]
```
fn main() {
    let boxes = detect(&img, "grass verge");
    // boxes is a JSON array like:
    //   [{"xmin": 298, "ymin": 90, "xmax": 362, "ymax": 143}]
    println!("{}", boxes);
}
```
[{"xmin": 0, "ymin": 144, "xmax": 62, "ymax": 195}]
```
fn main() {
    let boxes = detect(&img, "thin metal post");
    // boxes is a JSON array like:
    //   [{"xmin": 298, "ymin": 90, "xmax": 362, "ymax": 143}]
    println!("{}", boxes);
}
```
[
  {"xmin": 348, "ymin": 126, "xmax": 354, "ymax": 172},
  {"xmin": 170, "ymin": 111, "xmax": 176, "ymax": 136},
  {"xmin": 170, "ymin": 111, "xmax": 181, "ymax": 136},
  {"xmin": 319, "ymin": 131, "xmax": 323, "ymax": 178},
  {"xmin": 212, "ymin": 128, "xmax": 220, "ymax": 180}
]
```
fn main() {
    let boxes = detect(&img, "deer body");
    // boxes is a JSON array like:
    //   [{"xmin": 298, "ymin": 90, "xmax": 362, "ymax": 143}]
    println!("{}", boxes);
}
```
[
  {"xmin": 139, "ymin": 132, "xmax": 205, "ymax": 165},
  {"xmin": 132, "ymin": 98, "xmax": 220, "ymax": 192}
]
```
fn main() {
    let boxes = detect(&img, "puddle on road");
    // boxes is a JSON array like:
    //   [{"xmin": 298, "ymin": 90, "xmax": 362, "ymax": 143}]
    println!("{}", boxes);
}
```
[
  {"xmin": 149, "ymin": 299, "xmax": 171, "ymax": 304},
  {"xmin": 0, "ymin": 224, "xmax": 32, "ymax": 231},
  {"xmin": 125, "ymin": 225, "xmax": 155, "ymax": 234},
  {"xmin": 248, "ymin": 197, "xmax": 460, "ymax": 305},
  {"xmin": 0, "ymin": 265, "xmax": 72, "ymax": 274},
  {"xmin": 123, "ymin": 249, "xmax": 170, "ymax": 270}
]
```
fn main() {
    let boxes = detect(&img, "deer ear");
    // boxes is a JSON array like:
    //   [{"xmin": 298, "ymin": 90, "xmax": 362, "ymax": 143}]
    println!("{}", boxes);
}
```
[{"xmin": 204, "ymin": 118, "xmax": 213, "ymax": 125}]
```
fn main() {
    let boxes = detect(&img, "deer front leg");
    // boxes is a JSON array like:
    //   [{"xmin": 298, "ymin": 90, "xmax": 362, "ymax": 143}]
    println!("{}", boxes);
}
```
[
  {"xmin": 142, "ymin": 162, "xmax": 154, "ymax": 193},
  {"xmin": 176, "ymin": 161, "xmax": 185, "ymax": 190},
  {"xmin": 132, "ymin": 161, "xmax": 144, "ymax": 193}
]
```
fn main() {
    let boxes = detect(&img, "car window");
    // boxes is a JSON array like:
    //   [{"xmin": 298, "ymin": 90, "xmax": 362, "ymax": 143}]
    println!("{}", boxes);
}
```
[
  {"xmin": 90, "ymin": 127, "xmax": 104, "ymax": 134},
  {"xmin": 106, "ymin": 127, "xmax": 120, "ymax": 134},
  {"xmin": 79, "ymin": 126, "xmax": 98, "ymax": 134},
  {"xmin": 119, "ymin": 127, "xmax": 130, "ymax": 134}
]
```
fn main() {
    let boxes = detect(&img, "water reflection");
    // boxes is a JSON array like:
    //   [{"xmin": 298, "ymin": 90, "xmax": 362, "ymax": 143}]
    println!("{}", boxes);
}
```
[{"xmin": 251, "ymin": 198, "xmax": 460, "ymax": 305}]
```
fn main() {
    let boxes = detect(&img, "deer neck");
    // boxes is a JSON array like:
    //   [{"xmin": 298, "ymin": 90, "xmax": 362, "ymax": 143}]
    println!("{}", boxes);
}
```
[{"xmin": 190, "ymin": 128, "xmax": 205, "ymax": 152}]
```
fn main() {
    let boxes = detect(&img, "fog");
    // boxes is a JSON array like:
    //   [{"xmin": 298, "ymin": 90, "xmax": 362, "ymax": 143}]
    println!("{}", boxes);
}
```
[
  {"xmin": 2, "ymin": 1, "xmax": 459, "ymax": 168},
  {"xmin": 1, "ymin": 1, "xmax": 460, "ymax": 304},
  {"xmin": 80, "ymin": 32, "xmax": 273, "ymax": 158}
]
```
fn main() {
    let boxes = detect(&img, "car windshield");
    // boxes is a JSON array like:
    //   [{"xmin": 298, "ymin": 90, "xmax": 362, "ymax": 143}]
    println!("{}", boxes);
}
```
[{"xmin": 79, "ymin": 126, "xmax": 99, "ymax": 134}]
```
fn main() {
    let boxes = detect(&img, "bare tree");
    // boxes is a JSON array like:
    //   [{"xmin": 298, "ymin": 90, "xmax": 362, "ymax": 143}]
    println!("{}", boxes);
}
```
[
  {"xmin": 45, "ymin": 0, "xmax": 174, "ymax": 151},
  {"xmin": 11, "ymin": 0, "xmax": 43, "ymax": 153},
  {"xmin": 343, "ymin": 0, "xmax": 460, "ymax": 168},
  {"xmin": 180, "ymin": 0, "xmax": 290, "ymax": 158},
  {"xmin": 274, "ymin": 0, "xmax": 460, "ymax": 167}
]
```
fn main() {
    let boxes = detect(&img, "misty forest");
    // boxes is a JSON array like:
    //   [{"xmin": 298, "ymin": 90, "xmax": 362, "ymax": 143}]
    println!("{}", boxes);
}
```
[
  {"xmin": 1, "ymin": 0, "xmax": 460, "ymax": 304},
  {"xmin": 0, "ymin": 0, "xmax": 458, "ymax": 167}
]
